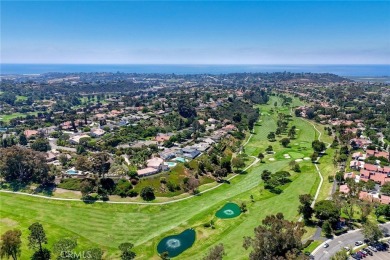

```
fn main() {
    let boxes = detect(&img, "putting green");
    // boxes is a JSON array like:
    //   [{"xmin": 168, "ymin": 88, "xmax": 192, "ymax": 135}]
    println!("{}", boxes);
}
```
[
  {"xmin": 215, "ymin": 203, "xmax": 241, "ymax": 219},
  {"xmin": 157, "ymin": 229, "xmax": 196, "ymax": 258}
]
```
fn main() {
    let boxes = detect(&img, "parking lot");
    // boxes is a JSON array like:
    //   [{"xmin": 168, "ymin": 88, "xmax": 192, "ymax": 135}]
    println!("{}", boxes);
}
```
[
  {"xmin": 361, "ymin": 250, "xmax": 390, "ymax": 260},
  {"xmin": 350, "ymin": 241, "xmax": 390, "ymax": 260}
]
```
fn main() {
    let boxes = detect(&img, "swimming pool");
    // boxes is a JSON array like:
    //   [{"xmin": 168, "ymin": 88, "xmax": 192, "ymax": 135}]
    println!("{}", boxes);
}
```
[
  {"xmin": 66, "ymin": 169, "xmax": 78, "ymax": 175},
  {"xmin": 173, "ymin": 157, "xmax": 187, "ymax": 163},
  {"xmin": 164, "ymin": 162, "xmax": 177, "ymax": 168}
]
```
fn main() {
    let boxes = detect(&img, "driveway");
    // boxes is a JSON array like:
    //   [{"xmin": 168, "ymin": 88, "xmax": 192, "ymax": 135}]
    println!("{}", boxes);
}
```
[
  {"xmin": 312, "ymin": 223, "xmax": 390, "ymax": 259},
  {"xmin": 49, "ymin": 138, "xmax": 76, "ymax": 152}
]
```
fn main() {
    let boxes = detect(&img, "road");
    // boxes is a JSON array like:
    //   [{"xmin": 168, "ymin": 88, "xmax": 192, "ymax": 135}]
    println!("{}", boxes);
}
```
[{"xmin": 312, "ymin": 223, "xmax": 390, "ymax": 259}]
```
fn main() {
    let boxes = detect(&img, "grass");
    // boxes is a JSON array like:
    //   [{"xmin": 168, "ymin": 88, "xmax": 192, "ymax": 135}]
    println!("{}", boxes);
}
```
[
  {"xmin": 303, "ymin": 240, "xmax": 322, "ymax": 253},
  {"xmin": 0, "ymin": 96, "xmax": 335, "ymax": 259},
  {"xmin": 0, "ymin": 112, "xmax": 38, "ymax": 122}
]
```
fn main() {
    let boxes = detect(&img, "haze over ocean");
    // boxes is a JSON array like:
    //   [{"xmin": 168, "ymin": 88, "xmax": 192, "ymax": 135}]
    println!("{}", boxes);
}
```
[{"xmin": 1, "ymin": 64, "xmax": 389, "ymax": 77}]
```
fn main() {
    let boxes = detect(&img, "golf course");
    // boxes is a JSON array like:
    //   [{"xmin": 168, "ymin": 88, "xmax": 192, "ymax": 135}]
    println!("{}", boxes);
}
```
[{"xmin": 0, "ymin": 96, "xmax": 337, "ymax": 259}]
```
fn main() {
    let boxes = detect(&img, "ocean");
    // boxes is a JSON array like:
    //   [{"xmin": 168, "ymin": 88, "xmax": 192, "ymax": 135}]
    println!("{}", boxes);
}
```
[{"xmin": 0, "ymin": 64, "xmax": 389, "ymax": 77}]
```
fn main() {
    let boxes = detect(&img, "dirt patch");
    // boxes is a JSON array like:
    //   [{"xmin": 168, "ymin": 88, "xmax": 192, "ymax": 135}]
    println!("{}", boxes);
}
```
[{"xmin": 0, "ymin": 218, "xmax": 18, "ymax": 227}]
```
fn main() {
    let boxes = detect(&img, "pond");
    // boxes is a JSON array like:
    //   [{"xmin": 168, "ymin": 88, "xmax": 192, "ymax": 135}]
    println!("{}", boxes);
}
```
[
  {"xmin": 215, "ymin": 202, "xmax": 241, "ymax": 219},
  {"xmin": 157, "ymin": 229, "xmax": 196, "ymax": 258}
]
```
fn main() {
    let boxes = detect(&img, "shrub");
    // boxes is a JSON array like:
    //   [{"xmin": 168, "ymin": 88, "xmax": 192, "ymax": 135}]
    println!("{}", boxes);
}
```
[
  {"xmin": 57, "ymin": 178, "xmax": 82, "ymax": 191},
  {"xmin": 114, "ymin": 179, "xmax": 133, "ymax": 198}
]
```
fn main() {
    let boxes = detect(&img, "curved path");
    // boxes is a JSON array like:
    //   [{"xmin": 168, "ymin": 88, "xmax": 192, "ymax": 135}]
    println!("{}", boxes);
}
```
[
  {"xmin": 298, "ymin": 118, "xmax": 331, "ymax": 221},
  {"xmin": 0, "ymin": 117, "xmax": 323, "ymax": 208},
  {"xmin": 0, "ymin": 128, "xmax": 260, "ymax": 205}
]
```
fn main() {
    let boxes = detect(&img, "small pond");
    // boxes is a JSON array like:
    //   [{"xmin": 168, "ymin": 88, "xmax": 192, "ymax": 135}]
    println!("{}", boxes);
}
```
[
  {"xmin": 157, "ymin": 229, "xmax": 196, "ymax": 258},
  {"xmin": 215, "ymin": 202, "xmax": 241, "ymax": 219}
]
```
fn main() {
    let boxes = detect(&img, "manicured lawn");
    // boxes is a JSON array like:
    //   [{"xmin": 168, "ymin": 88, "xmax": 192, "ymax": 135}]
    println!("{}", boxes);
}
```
[
  {"xmin": 304, "ymin": 240, "xmax": 322, "ymax": 253},
  {"xmin": 0, "ymin": 112, "xmax": 38, "ymax": 122},
  {"xmin": 0, "ymin": 96, "xmax": 335, "ymax": 259}
]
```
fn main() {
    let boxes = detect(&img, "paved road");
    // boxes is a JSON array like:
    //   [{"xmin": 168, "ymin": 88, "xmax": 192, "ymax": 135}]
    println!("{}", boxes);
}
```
[{"xmin": 312, "ymin": 223, "xmax": 390, "ymax": 259}]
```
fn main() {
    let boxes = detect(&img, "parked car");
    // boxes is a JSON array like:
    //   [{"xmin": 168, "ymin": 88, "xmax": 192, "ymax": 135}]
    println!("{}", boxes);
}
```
[
  {"xmin": 368, "ymin": 246, "xmax": 377, "ymax": 252},
  {"xmin": 359, "ymin": 250, "xmax": 367, "ymax": 257},
  {"xmin": 362, "ymin": 249, "xmax": 373, "ymax": 256},
  {"xmin": 351, "ymin": 253, "xmax": 361, "ymax": 259},
  {"xmin": 356, "ymin": 251, "xmax": 365, "ymax": 258},
  {"xmin": 323, "ymin": 243, "xmax": 329, "ymax": 248},
  {"xmin": 355, "ymin": 241, "xmax": 364, "ymax": 246}
]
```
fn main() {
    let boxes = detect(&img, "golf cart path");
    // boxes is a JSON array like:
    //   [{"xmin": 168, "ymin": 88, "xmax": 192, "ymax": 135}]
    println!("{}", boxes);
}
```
[
  {"xmin": 298, "ymin": 118, "xmax": 331, "ymax": 222},
  {"xmin": 0, "ymin": 125, "xmax": 259, "ymax": 205}
]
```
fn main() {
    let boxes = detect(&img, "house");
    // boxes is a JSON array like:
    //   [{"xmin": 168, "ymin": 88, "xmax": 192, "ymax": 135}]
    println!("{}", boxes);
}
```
[
  {"xmin": 137, "ymin": 167, "xmax": 159, "ymax": 177},
  {"xmin": 69, "ymin": 134, "xmax": 90, "ymax": 144},
  {"xmin": 380, "ymin": 195, "xmax": 390, "ymax": 204},
  {"xmin": 208, "ymin": 118, "xmax": 217, "ymax": 124},
  {"xmin": 90, "ymin": 128, "xmax": 105, "ymax": 138},
  {"xmin": 159, "ymin": 149, "xmax": 176, "ymax": 160},
  {"xmin": 154, "ymin": 133, "xmax": 171, "ymax": 143},
  {"xmin": 181, "ymin": 147, "xmax": 200, "ymax": 159},
  {"xmin": 222, "ymin": 124, "xmax": 237, "ymax": 132},
  {"xmin": 24, "ymin": 130, "xmax": 38, "ymax": 139},
  {"xmin": 339, "ymin": 184, "xmax": 350, "ymax": 194},
  {"xmin": 46, "ymin": 151, "xmax": 57, "ymax": 162},
  {"xmin": 146, "ymin": 157, "xmax": 164, "ymax": 170},
  {"xmin": 344, "ymin": 172, "xmax": 355, "ymax": 180},
  {"xmin": 190, "ymin": 142, "xmax": 210, "ymax": 152}
]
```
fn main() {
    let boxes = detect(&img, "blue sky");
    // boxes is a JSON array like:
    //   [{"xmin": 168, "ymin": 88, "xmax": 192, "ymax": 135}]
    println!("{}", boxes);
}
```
[{"xmin": 1, "ymin": 1, "xmax": 389, "ymax": 64}]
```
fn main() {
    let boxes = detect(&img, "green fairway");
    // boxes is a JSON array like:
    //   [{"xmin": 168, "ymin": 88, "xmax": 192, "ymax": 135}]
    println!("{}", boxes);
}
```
[
  {"xmin": 0, "ymin": 112, "xmax": 38, "ymax": 122},
  {"xmin": 0, "ymin": 96, "xmax": 334, "ymax": 259}
]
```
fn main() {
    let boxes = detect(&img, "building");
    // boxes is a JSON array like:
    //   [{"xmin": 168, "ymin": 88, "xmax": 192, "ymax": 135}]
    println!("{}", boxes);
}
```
[
  {"xmin": 90, "ymin": 128, "xmax": 106, "ymax": 137},
  {"xmin": 181, "ymin": 147, "xmax": 200, "ymax": 159},
  {"xmin": 24, "ymin": 130, "xmax": 38, "ymax": 139},
  {"xmin": 69, "ymin": 134, "xmax": 90, "ymax": 144}
]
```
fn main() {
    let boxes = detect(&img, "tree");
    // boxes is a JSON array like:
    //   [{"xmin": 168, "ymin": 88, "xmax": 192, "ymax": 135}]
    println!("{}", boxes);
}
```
[
  {"xmin": 75, "ymin": 155, "xmax": 92, "ymax": 172},
  {"xmin": 314, "ymin": 200, "xmax": 340, "ymax": 224},
  {"xmin": 331, "ymin": 249, "xmax": 349, "ymax": 260},
  {"xmin": 231, "ymin": 157, "xmax": 245, "ymax": 171},
  {"xmin": 31, "ymin": 138, "xmax": 51, "ymax": 152},
  {"xmin": 85, "ymin": 248, "xmax": 103, "ymax": 260},
  {"xmin": 375, "ymin": 204, "xmax": 390, "ymax": 219},
  {"xmin": 53, "ymin": 238, "xmax": 77, "ymax": 260},
  {"xmin": 312, "ymin": 140, "xmax": 326, "ymax": 153},
  {"xmin": 361, "ymin": 221, "xmax": 383, "ymax": 242},
  {"xmin": 140, "ymin": 186, "xmax": 155, "ymax": 201},
  {"xmin": 0, "ymin": 229, "xmax": 22, "ymax": 260},
  {"xmin": 322, "ymin": 220, "xmax": 333, "ymax": 237},
  {"xmin": 257, "ymin": 152, "xmax": 264, "ymax": 162},
  {"xmin": 265, "ymin": 145, "xmax": 273, "ymax": 153},
  {"xmin": 358, "ymin": 201, "xmax": 373, "ymax": 223},
  {"xmin": 28, "ymin": 223, "xmax": 48, "ymax": 259},
  {"xmin": 19, "ymin": 134, "xmax": 28, "ymax": 146},
  {"xmin": 80, "ymin": 179, "xmax": 96, "ymax": 198},
  {"xmin": 243, "ymin": 213, "xmax": 305, "ymax": 260},
  {"xmin": 311, "ymin": 152, "xmax": 319, "ymax": 162},
  {"xmin": 240, "ymin": 202, "xmax": 247, "ymax": 213},
  {"xmin": 267, "ymin": 132, "xmax": 276, "ymax": 141},
  {"xmin": 288, "ymin": 127, "xmax": 296, "ymax": 139},
  {"xmin": 289, "ymin": 161, "xmax": 300, "ymax": 172},
  {"xmin": 0, "ymin": 146, "xmax": 51, "ymax": 185},
  {"xmin": 261, "ymin": 170, "xmax": 271, "ymax": 182},
  {"xmin": 280, "ymin": 138, "xmax": 290, "ymax": 147},
  {"xmin": 91, "ymin": 152, "xmax": 111, "ymax": 178},
  {"xmin": 381, "ymin": 182, "xmax": 390, "ymax": 196},
  {"xmin": 342, "ymin": 199, "xmax": 356, "ymax": 223},
  {"xmin": 298, "ymin": 194, "xmax": 314, "ymax": 222},
  {"xmin": 31, "ymin": 248, "xmax": 51, "ymax": 260},
  {"xmin": 202, "ymin": 244, "xmax": 225, "ymax": 260},
  {"xmin": 118, "ymin": 243, "xmax": 136, "ymax": 260}
]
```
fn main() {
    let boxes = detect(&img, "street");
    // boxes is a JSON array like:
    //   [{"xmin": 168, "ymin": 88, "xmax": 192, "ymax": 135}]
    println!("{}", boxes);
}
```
[{"xmin": 312, "ymin": 223, "xmax": 390, "ymax": 259}]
